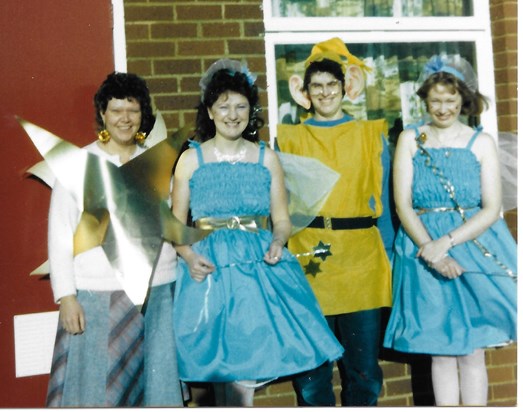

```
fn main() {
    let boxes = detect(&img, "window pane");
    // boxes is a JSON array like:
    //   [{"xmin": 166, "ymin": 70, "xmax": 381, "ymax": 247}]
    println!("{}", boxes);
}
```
[
  {"xmin": 275, "ymin": 41, "xmax": 477, "ymax": 142},
  {"xmin": 272, "ymin": 0, "xmax": 473, "ymax": 17}
]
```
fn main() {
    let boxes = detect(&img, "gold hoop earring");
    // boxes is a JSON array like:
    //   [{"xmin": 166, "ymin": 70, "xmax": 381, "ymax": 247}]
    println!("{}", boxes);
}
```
[
  {"xmin": 98, "ymin": 129, "xmax": 111, "ymax": 143},
  {"xmin": 134, "ymin": 131, "xmax": 147, "ymax": 145}
]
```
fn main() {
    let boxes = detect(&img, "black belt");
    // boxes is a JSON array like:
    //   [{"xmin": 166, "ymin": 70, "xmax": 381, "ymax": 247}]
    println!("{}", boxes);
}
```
[{"xmin": 307, "ymin": 216, "xmax": 377, "ymax": 230}]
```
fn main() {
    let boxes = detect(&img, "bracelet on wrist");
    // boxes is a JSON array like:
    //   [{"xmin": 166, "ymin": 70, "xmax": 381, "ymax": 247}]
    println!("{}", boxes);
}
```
[{"xmin": 447, "ymin": 232, "xmax": 456, "ymax": 248}]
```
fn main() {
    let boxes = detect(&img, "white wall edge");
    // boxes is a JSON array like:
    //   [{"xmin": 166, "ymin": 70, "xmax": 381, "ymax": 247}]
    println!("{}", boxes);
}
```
[{"xmin": 112, "ymin": 0, "xmax": 127, "ymax": 72}]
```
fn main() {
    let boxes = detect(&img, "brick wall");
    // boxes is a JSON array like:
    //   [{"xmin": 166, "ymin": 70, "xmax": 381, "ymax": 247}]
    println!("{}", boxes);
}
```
[
  {"xmin": 123, "ymin": 0, "xmax": 517, "ymax": 406},
  {"xmin": 125, "ymin": 0, "xmax": 268, "ymax": 140},
  {"xmin": 489, "ymin": 1, "xmax": 518, "ymax": 404},
  {"xmin": 490, "ymin": 0, "xmax": 517, "ymax": 134},
  {"xmin": 490, "ymin": 0, "xmax": 518, "ymax": 243}
]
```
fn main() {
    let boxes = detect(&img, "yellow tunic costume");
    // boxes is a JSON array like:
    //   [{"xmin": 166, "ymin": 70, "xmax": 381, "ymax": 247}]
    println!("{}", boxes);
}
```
[{"xmin": 277, "ymin": 119, "xmax": 392, "ymax": 315}]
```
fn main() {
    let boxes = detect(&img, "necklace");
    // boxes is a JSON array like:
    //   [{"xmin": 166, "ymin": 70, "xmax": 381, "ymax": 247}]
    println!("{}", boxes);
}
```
[{"xmin": 213, "ymin": 140, "xmax": 247, "ymax": 164}]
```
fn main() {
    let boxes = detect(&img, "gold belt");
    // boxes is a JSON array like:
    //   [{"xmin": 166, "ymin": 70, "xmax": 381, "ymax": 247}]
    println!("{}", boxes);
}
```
[
  {"xmin": 195, "ymin": 215, "xmax": 268, "ymax": 232},
  {"xmin": 416, "ymin": 207, "xmax": 474, "ymax": 215}
]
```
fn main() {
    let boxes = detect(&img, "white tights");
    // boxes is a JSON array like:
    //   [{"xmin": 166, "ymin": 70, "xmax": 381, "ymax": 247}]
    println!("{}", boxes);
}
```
[
  {"xmin": 213, "ymin": 381, "xmax": 256, "ymax": 406},
  {"xmin": 431, "ymin": 349, "xmax": 488, "ymax": 406}
]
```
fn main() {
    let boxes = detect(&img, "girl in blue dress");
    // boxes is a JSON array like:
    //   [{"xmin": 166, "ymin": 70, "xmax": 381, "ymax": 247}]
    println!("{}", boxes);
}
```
[
  {"xmin": 384, "ymin": 56, "xmax": 517, "ymax": 406},
  {"xmin": 170, "ymin": 59, "xmax": 343, "ymax": 406}
]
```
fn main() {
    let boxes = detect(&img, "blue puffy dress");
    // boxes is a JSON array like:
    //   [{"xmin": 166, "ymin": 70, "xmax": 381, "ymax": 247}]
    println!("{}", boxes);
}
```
[
  {"xmin": 173, "ymin": 141, "xmax": 343, "ymax": 382},
  {"xmin": 384, "ymin": 127, "xmax": 517, "ymax": 356}
]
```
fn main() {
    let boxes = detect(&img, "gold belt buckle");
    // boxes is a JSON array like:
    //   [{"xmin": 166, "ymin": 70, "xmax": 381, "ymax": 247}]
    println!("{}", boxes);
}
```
[{"xmin": 323, "ymin": 216, "xmax": 332, "ymax": 230}]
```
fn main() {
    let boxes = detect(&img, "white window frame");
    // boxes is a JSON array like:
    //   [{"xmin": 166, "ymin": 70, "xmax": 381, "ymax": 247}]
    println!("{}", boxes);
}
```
[
  {"xmin": 112, "ymin": 0, "xmax": 127, "ymax": 72},
  {"xmin": 263, "ymin": 0, "xmax": 490, "ymax": 32}
]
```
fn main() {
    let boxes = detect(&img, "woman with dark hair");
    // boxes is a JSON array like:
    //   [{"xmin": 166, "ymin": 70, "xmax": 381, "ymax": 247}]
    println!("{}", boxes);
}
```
[
  {"xmin": 46, "ymin": 72, "xmax": 183, "ymax": 407},
  {"xmin": 195, "ymin": 62, "xmax": 263, "ymax": 142},
  {"xmin": 171, "ymin": 59, "xmax": 343, "ymax": 406},
  {"xmin": 384, "ymin": 56, "xmax": 517, "ymax": 406},
  {"xmin": 94, "ymin": 71, "xmax": 156, "ymax": 136}
]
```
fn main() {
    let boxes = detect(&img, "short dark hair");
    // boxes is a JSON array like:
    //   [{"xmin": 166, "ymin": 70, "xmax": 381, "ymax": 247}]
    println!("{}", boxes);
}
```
[
  {"xmin": 302, "ymin": 59, "xmax": 346, "ymax": 94},
  {"xmin": 94, "ymin": 72, "xmax": 154, "ymax": 134},
  {"xmin": 416, "ymin": 71, "xmax": 488, "ymax": 116},
  {"xmin": 196, "ymin": 69, "xmax": 263, "ymax": 142}
]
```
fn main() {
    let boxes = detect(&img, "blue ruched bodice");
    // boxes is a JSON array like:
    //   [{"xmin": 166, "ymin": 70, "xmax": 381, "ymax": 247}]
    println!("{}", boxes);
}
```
[
  {"xmin": 384, "ymin": 125, "xmax": 517, "ymax": 356},
  {"xmin": 412, "ymin": 148, "xmax": 481, "ymax": 210},
  {"xmin": 189, "ymin": 162, "xmax": 271, "ymax": 219}
]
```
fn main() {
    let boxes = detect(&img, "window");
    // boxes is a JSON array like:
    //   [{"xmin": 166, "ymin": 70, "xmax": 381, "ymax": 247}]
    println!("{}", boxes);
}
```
[
  {"xmin": 271, "ymin": 0, "xmax": 474, "ymax": 18},
  {"xmin": 263, "ymin": 0, "xmax": 497, "ymax": 144}
]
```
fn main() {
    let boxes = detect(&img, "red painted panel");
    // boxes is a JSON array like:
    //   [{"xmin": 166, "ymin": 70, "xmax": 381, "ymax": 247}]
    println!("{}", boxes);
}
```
[{"xmin": 0, "ymin": 1, "xmax": 115, "ymax": 406}]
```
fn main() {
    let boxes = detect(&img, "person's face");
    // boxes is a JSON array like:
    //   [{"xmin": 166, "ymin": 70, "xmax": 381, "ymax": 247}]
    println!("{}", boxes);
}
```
[
  {"xmin": 307, "ymin": 71, "xmax": 343, "ymax": 121},
  {"xmin": 426, "ymin": 84, "xmax": 463, "ymax": 128},
  {"xmin": 208, "ymin": 91, "xmax": 250, "ymax": 140},
  {"xmin": 101, "ymin": 98, "xmax": 142, "ymax": 146}
]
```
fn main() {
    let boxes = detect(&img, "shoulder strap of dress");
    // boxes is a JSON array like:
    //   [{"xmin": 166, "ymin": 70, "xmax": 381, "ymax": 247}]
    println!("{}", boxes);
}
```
[
  {"xmin": 404, "ymin": 120, "xmax": 424, "ymax": 137},
  {"xmin": 258, "ymin": 141, "xmax": 266, "ymax": 164},
  {"xmin": 188, "ymin": 139, "xmax": 204, "ymax": 166},
  {"xmin": 466, "ymin": 126, "xmax": 484, "ymax": 150}
]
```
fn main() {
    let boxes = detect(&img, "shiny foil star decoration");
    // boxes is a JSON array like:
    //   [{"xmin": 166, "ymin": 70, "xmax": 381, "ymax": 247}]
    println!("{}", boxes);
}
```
[
  {"xmin": 304, "ymin": 259, "xmax": 321, "ymax": 277},
  {"xmin": 19, "ymin": 114, "xmax": 208, "ymax": 306},
  {"xmin": 297, "ymin": 241, "xmax": 332, "ymax": 277},
  {"xmin": 313, "ymin": 240, "xmax": 332, "ymax": 261}
]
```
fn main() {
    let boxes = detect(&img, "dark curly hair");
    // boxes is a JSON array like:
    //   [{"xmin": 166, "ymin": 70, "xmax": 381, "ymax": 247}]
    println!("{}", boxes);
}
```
[
  {"xmin": 195, "ymin": 69, "xmax": 264, "ymax": 143},
  {"xmin": 94, "ymin": 72, "xmax": 155, "ymax": 135},
  {"xmin": 416, "ymin": 71, "xmax": 488, "ymax": 116}
]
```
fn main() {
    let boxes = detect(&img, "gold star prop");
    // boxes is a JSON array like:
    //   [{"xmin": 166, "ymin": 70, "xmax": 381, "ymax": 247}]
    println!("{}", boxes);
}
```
[{"xmin": 19, "ymin": 114, "xmax": 208, "ymax": 305}]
